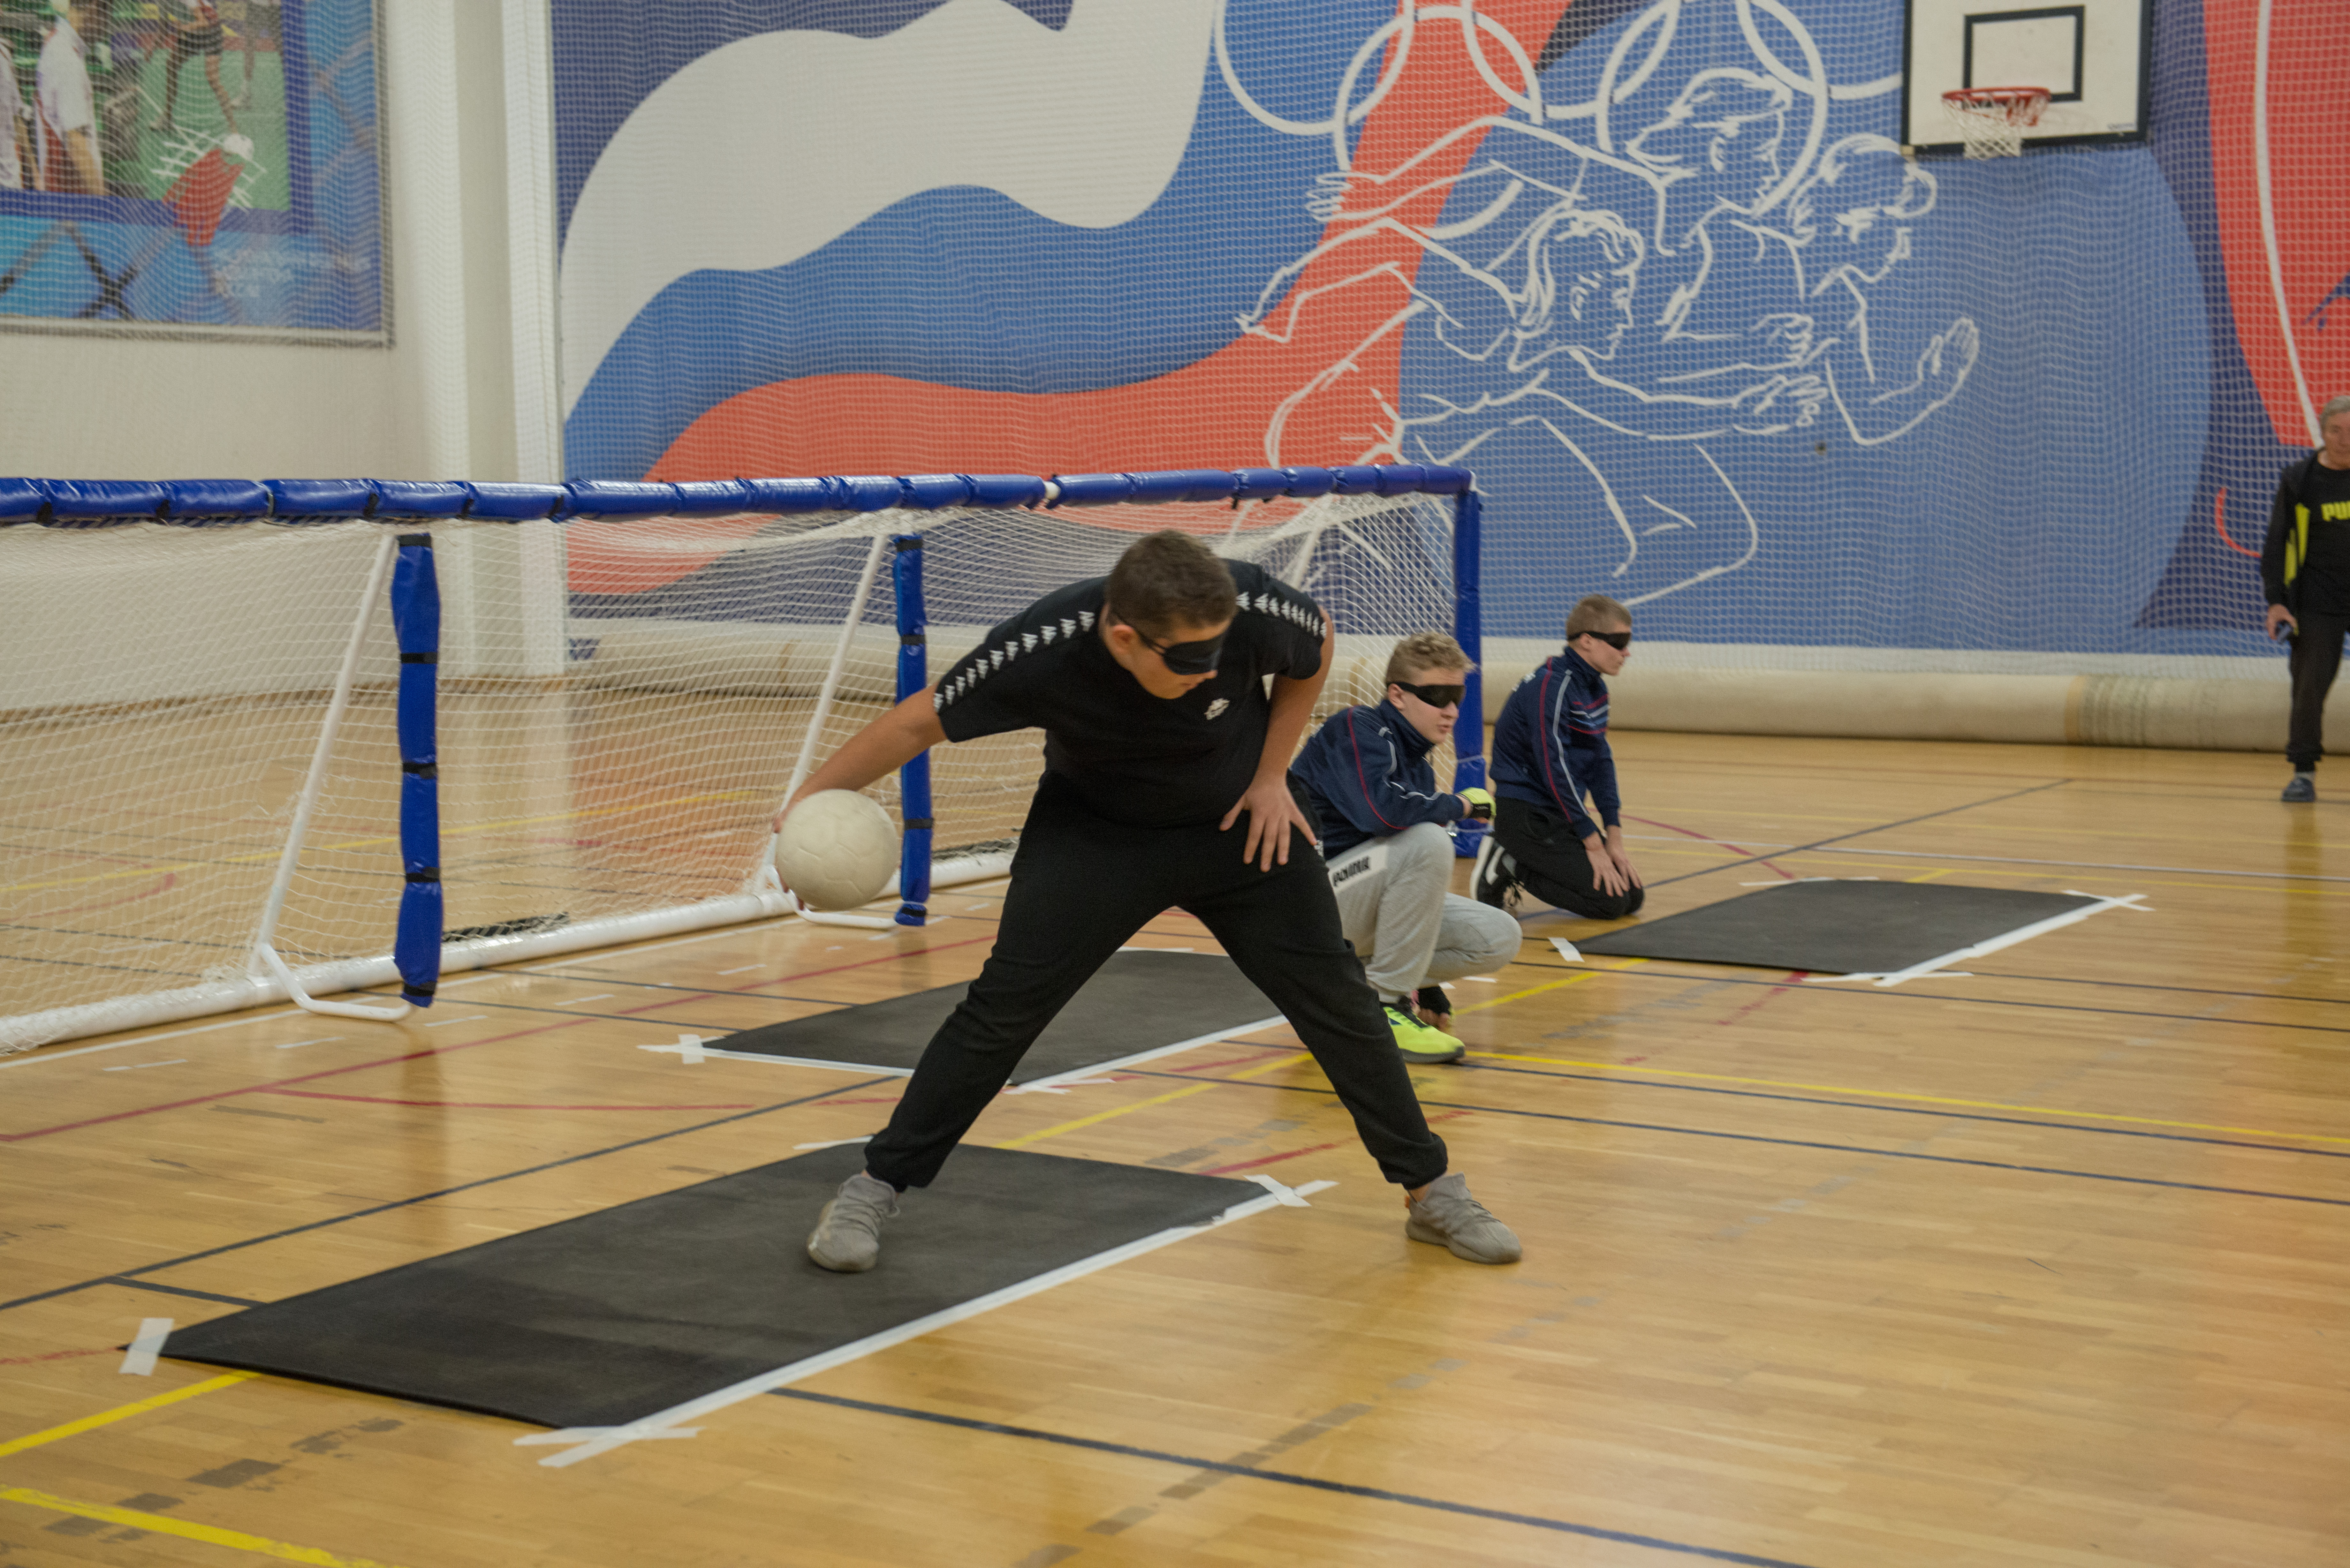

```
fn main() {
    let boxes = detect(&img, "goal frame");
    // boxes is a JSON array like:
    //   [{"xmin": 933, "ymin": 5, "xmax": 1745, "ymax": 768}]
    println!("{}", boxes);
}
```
[{"xmin": 0, "ymin": 464, "xmax": 1481, "ymax": 1052}]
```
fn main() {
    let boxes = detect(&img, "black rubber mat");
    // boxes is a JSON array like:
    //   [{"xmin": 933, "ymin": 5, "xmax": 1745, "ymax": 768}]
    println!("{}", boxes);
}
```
[
  {"xmin": 1572, "ymin": 880, "xmax": 2100, "ymax": 974},
  {"xmin": 713, "ymin": 948, "xmax": 1283, "ymax": 1082},
  {"xmin": 164, "ymin": 1144, "xmax": 1262, "ymax": 1430}
]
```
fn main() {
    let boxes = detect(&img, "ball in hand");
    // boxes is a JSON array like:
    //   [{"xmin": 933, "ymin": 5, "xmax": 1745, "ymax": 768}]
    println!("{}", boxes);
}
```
[{"xmin": 775, "ymin": 790, "xmax": 898, "ymax": 911}]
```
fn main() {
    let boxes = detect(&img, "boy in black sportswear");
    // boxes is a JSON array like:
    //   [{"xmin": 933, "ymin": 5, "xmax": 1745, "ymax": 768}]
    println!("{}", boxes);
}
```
[{"xmin": 779, "ymin": 531, "xmax": 1522, "ymax": 1270}]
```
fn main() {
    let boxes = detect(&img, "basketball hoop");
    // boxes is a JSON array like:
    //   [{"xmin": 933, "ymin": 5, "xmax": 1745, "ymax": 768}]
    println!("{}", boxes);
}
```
[{"xmin": 1942, "ymin": 86, "xmax": 2049, "ymax": 159}]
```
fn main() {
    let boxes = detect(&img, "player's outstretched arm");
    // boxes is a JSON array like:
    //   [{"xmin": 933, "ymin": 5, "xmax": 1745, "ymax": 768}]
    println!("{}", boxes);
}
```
[
  {"xmin": 1222, "ymin": 614, "xmax": 1336, "ymax": 871},
  {"xmin": 772, "ymin": 687, "xmax": 946, "ymax": 828}
]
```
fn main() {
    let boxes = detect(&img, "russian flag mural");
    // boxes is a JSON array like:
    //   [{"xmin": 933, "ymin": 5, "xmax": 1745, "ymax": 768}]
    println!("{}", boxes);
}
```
[{"xmin": 553, "ymin": 0, "xmax": 2348, "ymax": 657}]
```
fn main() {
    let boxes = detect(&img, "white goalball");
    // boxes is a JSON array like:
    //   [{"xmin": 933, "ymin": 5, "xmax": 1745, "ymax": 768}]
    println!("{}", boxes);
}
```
[{"xmin": 776, "ymin": 790, "xmax": 901, "ymax": 911}]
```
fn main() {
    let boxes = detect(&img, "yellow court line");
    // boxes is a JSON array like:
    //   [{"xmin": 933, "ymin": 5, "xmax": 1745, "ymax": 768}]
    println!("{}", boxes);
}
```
[
  {"xmin": 0, "ymin": 1484, "xmax": 413, "ymax": 1568},
  {"xmin": 0, "ymin": 1371, "xmax": 253, "ymax": 1461},
  {"xmin": 998, "ymin": 1049, "xmax": 1310, "ymax": 1150},
  {"xmin": 1468, "ymin": 1053, "xmax": 2350, "ymax": 1148}
]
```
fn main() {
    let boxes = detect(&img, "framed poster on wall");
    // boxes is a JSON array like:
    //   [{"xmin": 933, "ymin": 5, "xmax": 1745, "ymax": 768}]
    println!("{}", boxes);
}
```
[{"xmin": 0, "ymin": 0, "xmax": 382, "ymax": 340}]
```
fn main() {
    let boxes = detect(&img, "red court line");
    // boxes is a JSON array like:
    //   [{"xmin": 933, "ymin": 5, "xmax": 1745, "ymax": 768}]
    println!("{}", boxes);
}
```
[
  {"xmin": 0, "ymin": 1347, "xmax": 114, "ymax": 1366},
  {"xmin": 1621, "ymin": 814, "xmax": 1795, "ymax": 880},
  {"xmin": 2, "ymin": 931, "xmax": 1000, "ymax": 1144},
  {"xmin": 1714, "ymin": 972, "xmax": 1810, "ymax": 1027},
  {"xmin": 1201, "ymin": 1140, "xmax": 1348, "ymax": 1175},
  {"xmin": 263, "ymin": 1091, "xmax": 758, "ymax": 1111}
]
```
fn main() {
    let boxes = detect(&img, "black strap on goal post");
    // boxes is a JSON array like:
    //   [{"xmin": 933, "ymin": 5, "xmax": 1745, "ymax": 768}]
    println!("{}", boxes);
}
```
[{"xmin": 390, "ymin": 532, "xmax": 442, "ymax": 1006}]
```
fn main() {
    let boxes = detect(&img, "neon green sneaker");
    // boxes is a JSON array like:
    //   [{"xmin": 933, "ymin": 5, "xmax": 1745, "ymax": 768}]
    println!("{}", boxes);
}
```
[{"xmin": 1383, "ymin": 1001, "xmax": 1465, "ymax": 1065}]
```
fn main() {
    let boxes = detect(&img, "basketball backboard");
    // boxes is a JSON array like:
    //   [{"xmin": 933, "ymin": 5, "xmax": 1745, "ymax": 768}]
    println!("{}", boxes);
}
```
[{"xmin": 1902, "ymin": 0, "xmax": 2152, "ymax": 155}]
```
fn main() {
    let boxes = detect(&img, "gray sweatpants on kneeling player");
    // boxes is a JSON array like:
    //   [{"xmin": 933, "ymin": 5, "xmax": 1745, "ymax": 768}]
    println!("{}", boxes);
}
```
[{"xmin": 1326, "ymin": 821, "xmax": 1521, "ymax": 1000}]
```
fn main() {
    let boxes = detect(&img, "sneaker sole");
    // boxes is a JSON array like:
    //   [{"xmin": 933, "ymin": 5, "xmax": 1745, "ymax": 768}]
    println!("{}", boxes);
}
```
[
  {"xmin": 1397, "ymin": 1044, "xmax": 1465, "ymax": 1065},
  {"xmin": 807, "ymin": 1239, "xmax": 877, "ymax": 1273}
]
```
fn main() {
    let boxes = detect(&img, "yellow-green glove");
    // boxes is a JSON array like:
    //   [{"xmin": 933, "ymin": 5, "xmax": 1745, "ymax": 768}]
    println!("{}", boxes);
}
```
[{"xmin": 1459, "ymin": 786, "xmax": 1494, "ymax": 822}]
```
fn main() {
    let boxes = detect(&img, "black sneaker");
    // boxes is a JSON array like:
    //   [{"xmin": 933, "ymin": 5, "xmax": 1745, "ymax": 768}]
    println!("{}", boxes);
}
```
[
  {"xmin": 2283, "ymin": 775, "xmax": 2316, "ymax": 803},
  {"xmin": 1470, "ymin": 834, "xmax": 1517, "ymax": 912}
]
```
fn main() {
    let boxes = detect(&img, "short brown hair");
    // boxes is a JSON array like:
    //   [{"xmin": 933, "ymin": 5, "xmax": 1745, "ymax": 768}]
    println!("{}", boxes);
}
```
[
  {"xmin": 1383, "ymin": 630, "xmax": 1475, "ymax": 687},
  {"xmin": 1565, "ymin": 594, "xmax": 1630, "ymax": 640},
  {"xmin": 1104, "ymin": 530, "xmax": 1237, "ymax": 637}
]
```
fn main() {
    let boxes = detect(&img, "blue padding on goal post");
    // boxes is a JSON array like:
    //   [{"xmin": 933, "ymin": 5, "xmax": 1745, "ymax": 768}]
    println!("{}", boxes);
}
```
[
  {"xmin": 1449, "ymin": 488, "xmax": 1489, "ymax": 859},
  {"xmin": 266, "ymin": 479, "xmax": 378, "ymax": 519},
  {"xmin": 892, "ymin": 534, "xmax": 931, "ymax": 928},
  {"xmin": 390, "ymin": 534, "xmax": 443, "ymax": 1007},
  {"xmin": 967, "ymin": 474, "xmax": 1050, "ymax": 509},
  {"xmin": 0, "ymin": 479, "xmax": 48, "ymax": 525},
  {"xmin": 666, "ymin": 479, "xmax": 758, "ymax": 516},
  {"xmin": 370, "ymin": 481, "xmax": 471, "ymax": 520},
  {"xmin": 560, "ymin": 481, "xmax": 680, "ymax": 521},
  {"xmin": 37, "ymin": 480, "xmax": 171, "ymax": 524},
  {"xmin": 463, "ymin": 483, "xmax": 566, "ymax": 521},
  {"xmin": 160, "ymin": 480, "xmax": 273, "ymax": 521},
  {"xmin": 732, "ymin": 478, "xmax": 836, "ymax": 514}
]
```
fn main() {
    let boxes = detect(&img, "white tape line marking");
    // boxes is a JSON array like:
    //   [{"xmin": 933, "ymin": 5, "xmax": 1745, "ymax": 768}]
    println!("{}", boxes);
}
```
[
  {"xmin": 1550, "ymin": 938, "xmax": 1583, "ymax": 963},
  {"xmin": 1459, "ymin": 976, "xmax": 1497, "ymax": 983},
  {"xmin": 1012, "ymin": 1017, "xmax": 1289, "ymax": 1093},
  {"xmin": 515, "ymin": 1425, "xmax": 701, "ymax": 1445},
  {"xmin": 119, "ymin": 1319, "xmax": 171, "ymax": 1376},
  {"xmin": 421, "ymin": 1014, "xmax": 490, "ymax": 1029},
  {"xmin": 1799, "ymin": 893, "xmax": 2150, "ymax": 989},
  {"xmin": 1116, "ymin": 946, "xmax": 1195, "ymax": 953},
  {"xmin": 520, "ymin": 1183, "xmax": 1333, "ymax": 1467},
  {"xmin": 1246, "ymin": 1174, "xmax": 1317, "ymax": 1208},
  {"xmin": 1002, "ymin": 1076, "xmax": 1119, "ymax": 1097},
  {"xmin": 695, "ymin": 1049, "xmax": 916, "ymax": 1075},
  {"xmin": 639, "ymin": 1034, "xmax": 707, "ymax": 1064},
  {"xmin": 274, "ymin": 1036, "xmax": 346, "ymax": 1051},
  {"xmin": 550, "ymin": 995, "xmax": 612, "ymax": 1006},
  {"xmin": 716, "ymin": 964, "xmax": 767, "ymax": 976},
  {"xmin": 792, "ymin": 1136, "xmax": 874, "ymax": 1151},
  {"xmin": 102, "ymin": 1059, "xmax": 188, "ymax": 1072}
]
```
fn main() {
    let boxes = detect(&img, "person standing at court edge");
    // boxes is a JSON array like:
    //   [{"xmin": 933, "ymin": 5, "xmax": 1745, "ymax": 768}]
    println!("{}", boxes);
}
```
[
  {"xmin": 2263, "ymin": 393, "xmax": 2350, "ymax": 803},
  {"xmin": 773, "ymin": 531, "xmax": 1523, "ymax": 1273},
  {"xmin": 1290, "ymin": 631, "xmax": 1519, "ymax": 1066},
  {"xmin": 1474, "ymin": 594, "xmax": 1645, "ymax": 919}
]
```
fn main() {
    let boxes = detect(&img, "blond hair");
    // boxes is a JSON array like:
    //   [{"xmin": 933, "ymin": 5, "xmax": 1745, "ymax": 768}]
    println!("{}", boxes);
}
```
[
  {"xmin": 1565, "ymin": 594, "xmax": 1631, "ymax": 640},
  {"xmin": 1382, "ymin": 630, "xmax": 1475, "ymax": 688}
]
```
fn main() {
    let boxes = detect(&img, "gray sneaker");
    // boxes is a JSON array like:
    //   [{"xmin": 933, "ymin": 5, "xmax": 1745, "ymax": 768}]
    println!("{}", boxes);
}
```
[
  {"xmin": 1405, "ymin": 1172, "xmax": 1521, "ymax": 1264},
  {"xmin": 807, "ymin": 1172, "xmax": 899, "ymax": 1272}
]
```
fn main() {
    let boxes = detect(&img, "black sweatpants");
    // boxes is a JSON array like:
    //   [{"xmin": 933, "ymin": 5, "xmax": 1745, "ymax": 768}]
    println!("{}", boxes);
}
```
[
  {"xmin": 1492, "ymin": 796, "xmax": 1647, "ymax": 920},
  {"xmin": 2286, "ymin": 607, "xmax": 2348, "ymax": 770},
  {"xmin": 860, "ymin": 773, "xmax": 1449, "ymax": 1192}
]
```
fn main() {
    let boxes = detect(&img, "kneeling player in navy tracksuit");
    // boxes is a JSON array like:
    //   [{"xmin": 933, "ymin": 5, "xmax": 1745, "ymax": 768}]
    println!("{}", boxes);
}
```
[
  {"xmin": 1475, "ymin": 594, "xmax": 1646, "ymax": 921},
  {"xmin": 1290, "ymin": 631, "xmax": 1520, "ymax": 1066},
  {"xmin": 777, "ymin": 531, "xmax": 1523, "ymax": 1272}
]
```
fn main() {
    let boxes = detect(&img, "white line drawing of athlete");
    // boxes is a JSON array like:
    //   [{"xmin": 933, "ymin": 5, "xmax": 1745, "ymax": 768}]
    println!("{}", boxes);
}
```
[{"xmin": 1223, "ymin": 0, "xmax": 1967, "ymax": 605}]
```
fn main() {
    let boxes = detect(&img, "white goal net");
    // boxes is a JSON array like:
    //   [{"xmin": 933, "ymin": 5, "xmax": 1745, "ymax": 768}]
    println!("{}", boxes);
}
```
[{"xmin": 0, "ymin": 470, "xmax": 1468, "ymax": 1052}]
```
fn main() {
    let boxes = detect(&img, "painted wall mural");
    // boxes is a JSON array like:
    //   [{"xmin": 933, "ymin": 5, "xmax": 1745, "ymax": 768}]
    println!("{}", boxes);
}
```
[{"xmin": 552, "ymin": 0, "xmax": 2349, "ymax": 657}]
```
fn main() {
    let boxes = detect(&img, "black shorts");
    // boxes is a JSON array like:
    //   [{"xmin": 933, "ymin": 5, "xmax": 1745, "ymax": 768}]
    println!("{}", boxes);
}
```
[{"xmin": 172, "ymin": 24, "xmax": 227, "ymax": 58}]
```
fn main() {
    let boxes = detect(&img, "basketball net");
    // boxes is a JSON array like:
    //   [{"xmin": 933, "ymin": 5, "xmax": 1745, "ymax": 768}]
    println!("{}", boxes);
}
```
[{"xmin": 1942, "ymin": 87, "xmax": 2049, "ymax": 159}]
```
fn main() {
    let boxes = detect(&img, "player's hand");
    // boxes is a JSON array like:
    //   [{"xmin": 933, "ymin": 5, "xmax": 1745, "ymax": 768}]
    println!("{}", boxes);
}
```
[
  {"xmin": 2267, "ymin": 603, "xmax": 2298, "ymax": 640},
  {"xmin": 1585, "ymin": 838, "xmax": 1629, "ymax": 897},
  {"xmin": 1414, "ymin": 984, "xmax": 1452, "ymax": 1032},
  {"xmin": 1458, "ymin": 786, "xmax": 1495, "ymax": 822},
  {"xmin": 1605, "ymin": 826, "xmax": 1643, "ymax": 889},
  {"xmin": 1224, "ymin": 776, "xmax": 1316, "ymax": 871}
]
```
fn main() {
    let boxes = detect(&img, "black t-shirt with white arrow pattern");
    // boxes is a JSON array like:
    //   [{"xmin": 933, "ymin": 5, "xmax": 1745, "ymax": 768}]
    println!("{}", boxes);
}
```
[{"xmin": 932, "ymin": 559, "xmax": 1327, "ymax": 829}]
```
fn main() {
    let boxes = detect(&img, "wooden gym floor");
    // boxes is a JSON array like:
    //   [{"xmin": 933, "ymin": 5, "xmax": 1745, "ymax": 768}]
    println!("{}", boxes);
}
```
[{"xmin": 0, "ymin": 731, "xmax": 2343, "ymax": 1568}]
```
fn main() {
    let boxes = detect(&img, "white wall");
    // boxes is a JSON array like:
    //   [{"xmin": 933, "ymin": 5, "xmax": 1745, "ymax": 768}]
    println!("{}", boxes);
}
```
[{"xmin": 0, "ymin": 2, "xmax": 540, "ymax": 483}]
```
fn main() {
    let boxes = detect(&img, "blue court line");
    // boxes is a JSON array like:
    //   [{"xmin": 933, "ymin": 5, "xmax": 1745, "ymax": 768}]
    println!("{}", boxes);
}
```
[
  {"xmin": 1135, "ymin": 1074, "xmax": 2350, "ymax": 1208},
  {"xmin": 1515, "ymin": 960, "xmax": 2350, "ymax": 1039},
  {"xmin": 1644, "ymin": 780, "xmax": 2072, "ymax": 888},
  {"xmin": 0, "ymin": 1076, "xmax": 898, "ymax": 1315},
  {"xmin": 772, "ymin": 1388, "xmax": 1825, "ymax": 1568},
  {"xmin": 1454, "ymin": 1061, "xmax": 2350, "ymax": 1159}
]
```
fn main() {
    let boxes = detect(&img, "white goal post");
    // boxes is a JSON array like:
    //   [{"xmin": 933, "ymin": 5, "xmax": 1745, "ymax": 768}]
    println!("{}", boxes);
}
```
[{"xmin": 0, "ymin": 464, "xmax": 1480, "ymax": 1053}]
